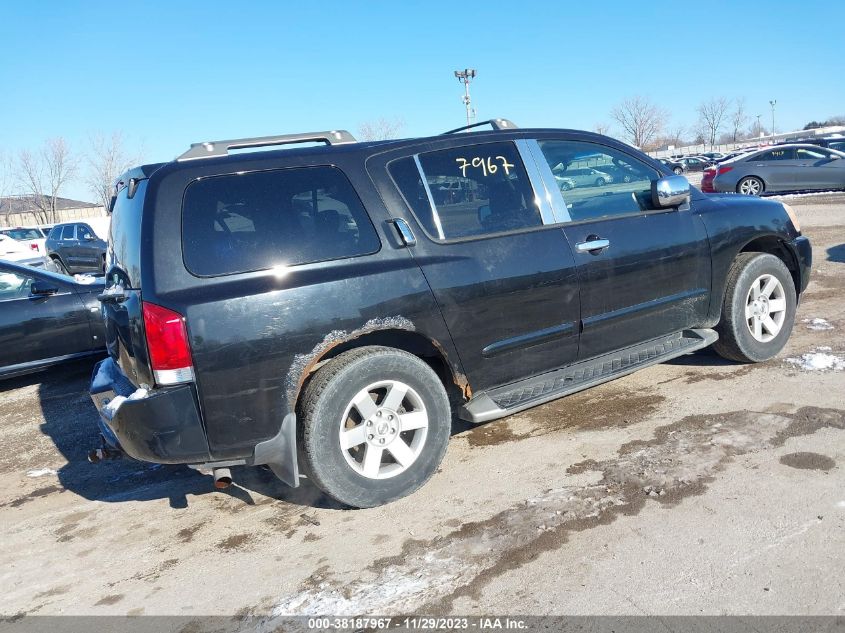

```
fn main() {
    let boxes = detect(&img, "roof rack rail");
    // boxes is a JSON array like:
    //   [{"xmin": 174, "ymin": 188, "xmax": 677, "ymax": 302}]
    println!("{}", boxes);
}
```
[
  {"xmin": 177, "ymin": 130, "xmax": 357, "ymax": 161},
  {"xmin": 442, "ymin": 118, "xmax": 518, "ymax": 135}
]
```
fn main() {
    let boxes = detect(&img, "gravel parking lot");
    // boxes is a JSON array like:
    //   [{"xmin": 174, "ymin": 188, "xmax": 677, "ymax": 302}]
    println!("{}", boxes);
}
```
[{"xmin": 1, "ymin": 192, "xmax": 843, "ymax": 622}]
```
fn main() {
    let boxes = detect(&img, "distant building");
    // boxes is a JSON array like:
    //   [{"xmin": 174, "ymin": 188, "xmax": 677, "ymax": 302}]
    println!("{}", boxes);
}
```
[{"xmin": 0, "ymin": 195, "xmax": 105, "ymax": 227}]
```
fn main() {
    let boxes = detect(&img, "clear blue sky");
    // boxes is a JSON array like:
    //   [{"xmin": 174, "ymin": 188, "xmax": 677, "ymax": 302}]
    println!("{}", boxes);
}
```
[{"xmin": 2, "ymin": 0, "xmax": 843, "ymax": 202}]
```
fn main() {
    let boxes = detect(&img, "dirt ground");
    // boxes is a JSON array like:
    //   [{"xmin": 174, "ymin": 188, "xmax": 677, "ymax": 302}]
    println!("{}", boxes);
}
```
[{"xmin": 1, "ymin": 192, "xmax": 843, "ymax": 624}]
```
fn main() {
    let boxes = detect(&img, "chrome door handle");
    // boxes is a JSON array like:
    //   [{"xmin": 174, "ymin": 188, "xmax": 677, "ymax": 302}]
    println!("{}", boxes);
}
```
[
  {"xmin": 391, "ymin": 218, "xmax": 417, "ymax": 247},
  {"xmin": 575, "ymin": 238, "xmax": 610, "ymax": 253}
]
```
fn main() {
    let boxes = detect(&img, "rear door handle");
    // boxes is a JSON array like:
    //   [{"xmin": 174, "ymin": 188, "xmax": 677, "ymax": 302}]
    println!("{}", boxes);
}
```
[
  {"xmin": 575, "ymin": 238, "xmax": 610, "ymax": 254},
  {"xmin": 390, "ymin": 218, "xmax": 417, "ymax": 247}
]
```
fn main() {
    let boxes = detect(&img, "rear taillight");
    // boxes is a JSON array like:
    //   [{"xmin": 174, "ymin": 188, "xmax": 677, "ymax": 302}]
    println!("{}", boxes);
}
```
[
  {"xmin": 717, "ymin": 166, "xmax": 734, "ymax": 176},
  {"xmin": 30, "ymin": 243, "xmax": 38, "ymax": 251},
  {"xmin": 142, "ymin": 302, "xmax": 194, "ymax": 385}
]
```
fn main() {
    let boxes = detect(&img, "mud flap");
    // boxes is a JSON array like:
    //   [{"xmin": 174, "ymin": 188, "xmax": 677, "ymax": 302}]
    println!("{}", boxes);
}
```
[{"xmin": 252, "ymin": 413, "xmax": 300, "ymax": 487}]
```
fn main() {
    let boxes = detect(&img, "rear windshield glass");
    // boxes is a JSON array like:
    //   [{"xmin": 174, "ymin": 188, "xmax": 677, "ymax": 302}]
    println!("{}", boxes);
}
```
[
  {"xmin": 109, "ymin": 180, "xmax": 147, "ymax": 288},
  {"xmin": 181, "ymin": 166, "xmax": 380, "ymax": 277},
  {"xmin": 1, "ymin": 228, "xmax": 42, "ymax": 240}
]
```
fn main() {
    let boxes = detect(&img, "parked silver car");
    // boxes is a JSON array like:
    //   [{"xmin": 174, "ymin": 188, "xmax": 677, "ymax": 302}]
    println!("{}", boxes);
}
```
[
  {"xmin": 552, "ymin": 166, "xmax": 614, "ymax": 189},
  {"xmin": 713, "ymin": 144, "xmax": 845, "ymax": 195}
]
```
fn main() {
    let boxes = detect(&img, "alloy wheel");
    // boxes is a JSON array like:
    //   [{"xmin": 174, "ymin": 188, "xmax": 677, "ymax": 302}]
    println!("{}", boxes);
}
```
[
  {"xmin": 745, "ymin": 274, "xmax": 787, "ymax": 342},
  {"xmin": 338, "ymin": 380, "xmax": 429, "ymax": 479}
]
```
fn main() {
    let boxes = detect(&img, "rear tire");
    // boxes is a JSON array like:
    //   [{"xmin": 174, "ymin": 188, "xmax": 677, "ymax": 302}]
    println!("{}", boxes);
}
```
[
  {"xmin": 299, "ymin": 346, "xmax": 451, "ymax": 508},
  {"xmin": 713, "ymin": 253, "xmax": 796, "ymax": 363},
  {"xmin": 737, "ymin": 176, "xmax": 764, "ymax": 196},
  {"xmin": 673, "ymin": 167, "xmax": 683, "ymax": 175}
]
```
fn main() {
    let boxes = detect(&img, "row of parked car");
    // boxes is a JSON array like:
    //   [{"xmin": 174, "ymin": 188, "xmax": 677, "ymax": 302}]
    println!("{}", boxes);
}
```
[{"xmin": 0, "ymin": 220, "xmax": 108, "ymax": 274}]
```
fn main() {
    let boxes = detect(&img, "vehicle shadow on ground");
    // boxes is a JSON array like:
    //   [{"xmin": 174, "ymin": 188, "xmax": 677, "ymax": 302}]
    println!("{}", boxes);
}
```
[
  {"xmin": 827, "ymin": 244, "xmax": 845, "ymax": 263},
  {"xmin": 33, "ymin": 361, "xmax": 343, "ymax": 511},
  {"xmin": 664, "ymin": 345, "xmax": 739, "ymax": 367}
]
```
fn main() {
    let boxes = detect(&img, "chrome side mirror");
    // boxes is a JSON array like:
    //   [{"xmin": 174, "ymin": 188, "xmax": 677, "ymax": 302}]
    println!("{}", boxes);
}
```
[{"xmin": 652, "ymin": 175, "xmax": 690, "ymax": 209}]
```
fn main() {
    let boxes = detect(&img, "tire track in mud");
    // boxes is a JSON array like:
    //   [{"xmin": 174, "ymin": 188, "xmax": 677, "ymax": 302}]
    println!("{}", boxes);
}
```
[{"xmin": 258, "ymin": 406, "xmax": 844, "ymax": 621}]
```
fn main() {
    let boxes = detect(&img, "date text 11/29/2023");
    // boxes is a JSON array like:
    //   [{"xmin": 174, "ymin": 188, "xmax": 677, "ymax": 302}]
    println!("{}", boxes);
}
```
[{"xmin": 306, "ymin": 616, "xmax": 528, "ymax": 630}]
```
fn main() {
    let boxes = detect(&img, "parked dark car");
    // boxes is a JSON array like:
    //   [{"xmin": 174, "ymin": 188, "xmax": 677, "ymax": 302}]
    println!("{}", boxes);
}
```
[
  {"xmin": 45, "ymin": 222, "xmax": 108, "ymax": 274},
  {"xmin": 657, "ymin": 158, "xmax": 685, "ymax": 174},
  {"xmin": 0, "ymin": 260, "xmax": 105, "ymax": 379},
  {"xmin": 676, "ymin": 156, "xmax": 712, "ymax": 172},
  {"xmin": 89, "ymin": 120, "xmax": 811, "ymax": 508},
  {"xmin": 711, "ymin": 144, "xmax": 845, "ymax": 195}
]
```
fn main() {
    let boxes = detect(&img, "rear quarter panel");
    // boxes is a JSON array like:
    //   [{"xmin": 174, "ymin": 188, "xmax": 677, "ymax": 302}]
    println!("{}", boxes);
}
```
[{"xmin": 142, "ymin": 152, "xmax": 464, "ymax": 461}]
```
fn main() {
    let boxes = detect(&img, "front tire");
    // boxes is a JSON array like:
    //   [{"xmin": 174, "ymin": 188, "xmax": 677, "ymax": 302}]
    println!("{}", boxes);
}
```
[
  {"xmin": 673, "ymin": 167, "xmax": 683, "ymax": 175},
  {"xmin": 299, "ymin": 346, "xmax": 451, "ymax": 508},
  {"xmin": 737, "ymin": 176, "xmax": 764, "ymax": 196},
  {"xmin": 713, "ymin": 253, "xmax": 796, "ymax": 363}
]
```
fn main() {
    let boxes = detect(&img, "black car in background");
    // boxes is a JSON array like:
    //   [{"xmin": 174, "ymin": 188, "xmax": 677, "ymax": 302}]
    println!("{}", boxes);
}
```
[
  {"xmin": 0, "ymin": 260, "xmax": 105, "ymax": 379},
  {"xmin": 657, "ymin": 158, "xmax": 685, "ymax": 174},
  {"xmin": 45, "ymin": 222, "xmax": 108, "ymax": 274}
]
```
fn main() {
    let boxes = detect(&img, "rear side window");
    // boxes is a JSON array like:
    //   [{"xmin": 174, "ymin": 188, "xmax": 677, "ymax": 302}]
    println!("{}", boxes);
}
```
[
  {"xmin": 757, "ymin": 149, "xmax": 795, "ymax": 161},
  {"xmin": 389, "ymin": 142, "xmax": 541, "ymax": 240},
  {"xmin": 61, "ymin": 225, "xmax": 75, "ymax": 240},
  {"xmin": 182, "ymin": 166, "xmax": 380, "ymax": 277}
]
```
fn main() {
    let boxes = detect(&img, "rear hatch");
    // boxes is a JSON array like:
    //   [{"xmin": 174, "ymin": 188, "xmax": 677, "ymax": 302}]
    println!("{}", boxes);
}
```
[{"xmin": 102, "ymin": 173, "xmax": 156, "ymax": 388}]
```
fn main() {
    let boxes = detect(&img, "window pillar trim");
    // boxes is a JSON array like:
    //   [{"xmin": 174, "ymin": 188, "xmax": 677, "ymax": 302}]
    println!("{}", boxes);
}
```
[
  {"xmin": 517, "ymin": 139, "xmax": 572, "ymax": 224},
  {"xmin": 412, "ymin": 154, "xmax": 446, "ymax": 240}
]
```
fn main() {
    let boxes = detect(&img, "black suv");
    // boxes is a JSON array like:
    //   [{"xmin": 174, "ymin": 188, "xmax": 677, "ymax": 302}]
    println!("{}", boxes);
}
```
[
  {"xmin": 90, "ymin": 120, "xmax": 811, "ymax": 508},
  {"xmin": 45, "ymin": 221, "xmax": 108, "ymax": 274}
]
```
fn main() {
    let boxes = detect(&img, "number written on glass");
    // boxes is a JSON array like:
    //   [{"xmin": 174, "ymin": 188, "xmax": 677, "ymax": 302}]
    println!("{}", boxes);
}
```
[{"xmin": 455, "ymin": 156, "xmax": 515, "ymax": 178}]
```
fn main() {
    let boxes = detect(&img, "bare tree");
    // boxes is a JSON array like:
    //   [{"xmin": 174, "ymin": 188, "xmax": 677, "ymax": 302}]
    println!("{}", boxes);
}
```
[
  {"xmin": 17, "ymin": 138, "xmax": 77, "ymax": 225},
  {"xmin": 85, "ymin": 132, "xmax": 141, "ymax": 211},
  {"xmin": 697, "ymin": 97, "xmax": 730, "ymax": 147},
  {"xmin": 594, "ymin": 122, "xmax": 611, "ymax": 136},
  {"xmin": 358, "ymin": 117, "xmax": 405, "ymax": 141},
  {"xmin": 0, "ymin": 151, "xmax": 14, "ymax": 226},
  {"xmin": 730, "ymin": 98, "xmax": 748, "ymax": 142},
  {"xmin": 610, "ymin": 96, "xmax": 667, "ymax": 149}
]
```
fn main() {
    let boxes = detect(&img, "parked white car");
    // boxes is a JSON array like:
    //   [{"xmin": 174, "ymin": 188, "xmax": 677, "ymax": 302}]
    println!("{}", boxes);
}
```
[
  {"xmin": 0, "ymin": 226, "xmax": 47, "ymax": 255},
  {"xmin": 0, "ymin": 234, "xmax": 47, "ymax": 267}
]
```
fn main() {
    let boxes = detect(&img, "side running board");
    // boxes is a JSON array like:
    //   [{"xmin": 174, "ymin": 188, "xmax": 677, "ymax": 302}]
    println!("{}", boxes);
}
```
[{"xmin": 459, "ymin": 329, "xmax": 718, "ymax": 424}]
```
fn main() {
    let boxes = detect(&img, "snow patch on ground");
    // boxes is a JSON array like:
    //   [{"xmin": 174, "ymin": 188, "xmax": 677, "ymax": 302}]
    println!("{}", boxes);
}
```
[
  {"xmin": 26, "ymin": 468, "xmax": 57, "ymax": 478},
  {"xmin": 802, "ymin": 317, "xmax": 834, "ymax": 331},
  {"xmin": 785, "ymin": 349, "xmax": 845, "ymax": 371}
]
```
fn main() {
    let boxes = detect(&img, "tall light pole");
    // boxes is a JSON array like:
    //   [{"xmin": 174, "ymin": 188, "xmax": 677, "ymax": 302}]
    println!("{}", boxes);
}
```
[
  {"xmin": 769, "ymin": 100, "xmax": 777, "ymax": 137},
  {"xmin": 756, "ymin": 114, "xmax": 762, "ymax": 138},
  {"xmin": 454, "ymin": 68, "xmax": 477, "ymax": 127}
]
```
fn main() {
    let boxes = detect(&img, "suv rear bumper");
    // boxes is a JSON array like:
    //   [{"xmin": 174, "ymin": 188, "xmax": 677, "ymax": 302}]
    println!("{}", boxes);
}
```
[{"xmin": 89, "ymin": 358, "xmax": 211, "ymax": 464}]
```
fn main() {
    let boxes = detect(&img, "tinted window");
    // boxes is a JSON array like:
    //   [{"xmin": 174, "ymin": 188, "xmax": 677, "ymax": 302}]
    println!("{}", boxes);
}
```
[
  {"xmin": 182, "ymin": 166, "xmax": 380, "ymax": 277},
  {"xmin": 0, "ymin": 269, "xmax": 33, "ymax": 301},
  {"xmin": 60, "ymin": 225, "xmax": 75, "ymax": 240},
  {"xmin": 796, "ymin": 147, "xmax": 828, "ymax": 160},
  {"xmin": 48, "ymin": 226, "xmax": 62, "ymax": 240},
  {"xmin": 389, "ymin": 142, "xmax": 541, "ymax": 240},
  {"xmin": 77, "ymin": 224, "xmax": 94, "ymax": 240},
  {"xmin": 538, "ymin": 140, "xmax": 659, "ymax": 221},
  {"xmin": 1, "ymin": 228, "xmax": 42, "ymax": 240},
  {"xmin": 756, "ymin": 149, "xmax": 795, "ymax": 161},
  {"xmin": 829, "ymin": 141, "xmax": 845, "ymax": 152}
]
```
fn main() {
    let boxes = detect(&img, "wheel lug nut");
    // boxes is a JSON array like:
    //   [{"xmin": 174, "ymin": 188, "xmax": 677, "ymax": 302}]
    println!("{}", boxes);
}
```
[
  {"xmin": 390, "ymin": 427, "xmax": 396, "ymax": 433},
  {"xmin": 366, "ymin": 420, "xmax": 372, "ymax": 426},
  {"xmin": 379, "ymin": 438, "xmax": 385, "ymax": 444},
  {"xmin": 376, "ymin": 411, "xmax": 382, "ymax": 417},
  {"xmin": 368, "ymin": 434, "xmax": 374, "ymax": 440}
]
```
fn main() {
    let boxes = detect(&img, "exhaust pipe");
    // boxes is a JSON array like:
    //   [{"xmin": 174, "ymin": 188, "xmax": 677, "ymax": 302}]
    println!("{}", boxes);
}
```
[
  {"xmin": 88, "ymin": 447, "xmax": 123, "ymax": 463},
  {"xmin": 213, "ymin": 467, "xmax": 232, "ymax": 489}
]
